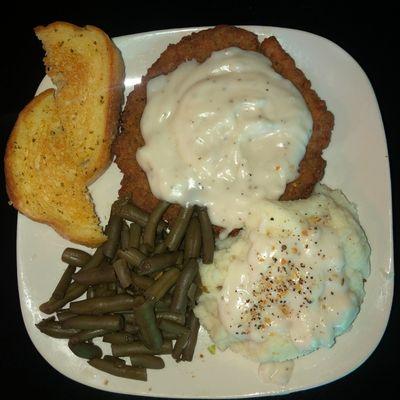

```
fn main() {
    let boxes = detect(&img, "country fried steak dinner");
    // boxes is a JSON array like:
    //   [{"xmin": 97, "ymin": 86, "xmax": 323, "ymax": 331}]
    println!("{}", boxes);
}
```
[{"xmin": 113, "ymin": 25, "xmax": 334, "ymax": 224}]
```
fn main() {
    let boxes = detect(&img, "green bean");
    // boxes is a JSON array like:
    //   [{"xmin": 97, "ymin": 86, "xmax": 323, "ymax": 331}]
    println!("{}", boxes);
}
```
[
  {"xmin": 103, "ymin": 355, "xmax": 126, "ymax": 367},
  {"xmin": 70, "ymin": 294, "xmax": 140, "ymax": 315},
  {"xmin": 137, "ymin": 252, "xmax": 181, "ymax": 275},
  {"xmin": 159, "ymin": 294, "xmax": 172, "ymax": 306},
  {"xmin": 187, "ymin": 283, "xmax": 197, "ymax": 303},
  {"xmin": 36, "ymin": 319, "xmax": 80, "ymax": 338},
  {"xmin": 143, "ymin": 200, "xmax": 170, "ymax": 252},
  {"xmin": 156, "ymin": 311, "xmax": 185, "ymax": 325},
  {"xmin": 97, "ymin": 290, "xmax": 117, "ymax": 298},
  {"xmin": 51, "ymin": 265, "xmax": 76, "ymax": 300},
  {"xmin": 181, "ymin": 312, "xmax": 200, "ymax": 361},
  {"xmin": 184, "ymin": 217, "xmax": 202, "ymax": 261},
  {"xmin": 198, "ymin": 207, "xmax": 215, "ymax": 264},
  {"xmin": 69, "ymin": 328, "xmax": 110, "ymax": 344},
  {"xmin": 172, "ymin": 331, "xmax": 190, "ymax": 361},
  {"xmin": 135, "ymin": 301, "xmax": 163, "ymax": 351},
  {"xmin": 108, "ymin": 281, "xmax": 117, "ymax": 293},
  {"xmin": 154, "ymin": 300, "xmax": 169, "ymax": 312},
  {"xmin": 188, "ymin": 287, "xmax": 202, "ymax": 310},
  {"xmin": 194, "ymin": 273, "xmax": 203, "ymax": 287},
  {"xmin": 112, "ymin": 340, "xmax": 173, "ymax": 357},
  {"xmin": 88, "ymin": 358, "xmax": 147, "ymax": 381},
  {"xmin": 56, "ymin": 310, "xmax": 77, "ymax": 322},
  {"xmin": 130, "ymin": 355, "xmax": 165, "ymax": 369},
  {"xmin": 168, "ymin": 283, "xmax": 177, "ymax": 295},
  {"xmin": 131, "ymin": 296, "xmax": 146, "ymax": 313},
  {"xmin": 122, "ymin": 313, "xmax": 136, "ymax": 323},
  {"xmin": 73, "ymin": 265, "xmax": 116, "ymax": 285},
  {"xmin": 161, "ymin": 331, "xmax": 179, "ymax": 340},
  {"xmin": 40, "ymin": 282, "xmax": 88, "ymax": 314},
  {"xmin": 124, "ymin": 287, "xmax": 140, "ymax": 298},
  {"xmin": 61, "ymin": 315, "xmax": 123, "ymax": 331},
  {"xmin": 93, "ymin": 283, "xmax": 114, "ymax": 298},
  {"xmin": 158, "ymin": 319, "xmax": 189, "ymax": 336},
  {"xmin": 103, "ymin": 332, "xmax": 137, "ymax": 344},
  {"xmin": 103, "ymin": 214, "xmax": 122, "ymax": 259},
  {"xmin": 116, "ymin": 285, "xmax": 126, "ymax": 295},
  {"xmin": 113, "ymin": 259, "xmax": 132, "ymax": 289},
  {"xmin": 170, "ymin": 259, "xmax": 198, "ymax": 314},
  {"xmin": 144, "ymin": 268, "xmax": 180, "ymax": 301},
  {"xmin": 37, "ymin": 316, "xmax": 55, "ymax": 324},
  {"xmin": 68, "ymin": 341, "xmax": 102, "ymax": 359},
  {"xmin": 150, "ymin": 270, "xmax": 163, "ymax": 280},
  {"xmin": 129, "ymin": 296, "xmax": 146, "ymax": 308},
  {"xmin": 154, "ymin": 241, "xmax": 167, "ymax": 255},
  {"xmin": 117, "ymin": 248, "xmax": 146, "ymax": 267},
  {"xmin": 38, "ymin": 197, "xmax": 206, "ymax": 376},
  {"xmin": 120, "ymin": 221, "xmax": 130, "ymax": 250},
  {"xmin": 154, "ymin": 295, "xmax": 173, "ymax": 311},
  {"xmin": 125, "ymin": 323, "xmax": 140, "ymax": 335},
  {"xmin": 113, "ymin": 203, "xmax": 167, "ymax": 234},
  {"xmin": 111, "ymin": 244, "xmax": 123, "ymax": 264},
  {"xmin": 86, "ymin": 286, "xmax": 95, "ymax": 299},
  {"xmin": 139, "ymin": 243, "xmax": 149, "ymax": 255},
  {"xmin": 129, "ymin": 223, "xmax": 141, "ymax": 249},
  {"xmin": 110, "ymin": 196, "xmax": 130, "ymax": 213},
  {"xmin": 61, "ymin": 248, "xmax": 92, "ymax": 267},
  {"xmin": 194, "ymin": 285, "xmax": 203, "ymax": 302},
  {"xmin": 80, "ymin": 246, "xmax": 105, "ymax": 271},
  {"xmin": 164, "ymin": 206, "xmax": 194, "ymax": 251},
  {"xmin": 177, "ymin": 251, "xmax": 184, "ymax": 264},
  {"xmin": 113, "ymin": 202, "xmax": 148, "ymax": 225},
  {"xmin": 131, "ymin": 272, "xmax": 154, "ymax": 290}
]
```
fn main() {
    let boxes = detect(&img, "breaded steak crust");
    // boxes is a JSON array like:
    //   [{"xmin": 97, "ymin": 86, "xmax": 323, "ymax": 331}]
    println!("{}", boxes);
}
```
[{"xmin": 113, "ymin": 25, "xmax": 334, "ymax": 223}]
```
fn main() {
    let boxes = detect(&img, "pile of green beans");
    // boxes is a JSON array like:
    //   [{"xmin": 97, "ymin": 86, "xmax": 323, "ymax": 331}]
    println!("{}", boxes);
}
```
[{"xmin": 36, "ymin": 197, "xmax": 215, "ymax": 381}]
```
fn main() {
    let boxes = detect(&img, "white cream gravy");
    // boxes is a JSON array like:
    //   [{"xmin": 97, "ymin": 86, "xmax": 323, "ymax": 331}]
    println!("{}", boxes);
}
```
[{"xmin": 138, "ymin": 47, "xmax": 312, "ymax": 234}]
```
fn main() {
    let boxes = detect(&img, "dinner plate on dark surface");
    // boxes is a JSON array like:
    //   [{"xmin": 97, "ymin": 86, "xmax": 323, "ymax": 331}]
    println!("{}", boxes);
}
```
[{"xmin": 17, "ymin": 26, "xmax": 393, "ymax": 398}]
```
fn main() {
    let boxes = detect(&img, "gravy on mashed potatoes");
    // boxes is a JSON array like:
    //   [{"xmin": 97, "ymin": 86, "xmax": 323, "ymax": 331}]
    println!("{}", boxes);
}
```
[{"xmin": 194, "ymin": 185, "xmax": 370, "ymax": 382}]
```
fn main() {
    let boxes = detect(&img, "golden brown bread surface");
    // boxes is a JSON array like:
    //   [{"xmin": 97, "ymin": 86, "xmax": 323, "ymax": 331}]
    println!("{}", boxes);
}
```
[
  {"xmin": 113, "ymin": 25, "xmax": 334, "ymax": 223},
  {"xmin": 5, "ymin": 22, "xmax": 125, "ymax": 247},
  {"xmin": 5, "ymin": 89, "xmax": 107, "ymax": 245},
  {"xmin": 35, "ymin": 22, "xmax": 125, "ymax": 183}
]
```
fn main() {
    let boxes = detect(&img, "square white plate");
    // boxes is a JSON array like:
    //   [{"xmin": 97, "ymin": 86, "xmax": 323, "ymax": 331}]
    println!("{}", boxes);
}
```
[{"xmin": 17, "ymin": 26, "xmax": 393, "ymax": 397}]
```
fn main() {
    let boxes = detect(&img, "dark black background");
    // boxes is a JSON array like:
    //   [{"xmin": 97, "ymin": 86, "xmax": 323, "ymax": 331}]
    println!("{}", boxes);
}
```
[{"xmin": 1, "ymin": 2, "xmax": 398, "ymax": 399}]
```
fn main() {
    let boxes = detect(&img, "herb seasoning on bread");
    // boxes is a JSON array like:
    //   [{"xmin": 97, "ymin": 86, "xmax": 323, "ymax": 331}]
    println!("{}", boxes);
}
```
[{"xmin": 5, "ymin": 22, "xmax": 125, "ymax": 247}]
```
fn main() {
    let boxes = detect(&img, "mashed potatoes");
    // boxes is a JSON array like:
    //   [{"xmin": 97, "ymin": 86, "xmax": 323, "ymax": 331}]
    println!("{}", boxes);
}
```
[{"xmin": 195, "ymin": 185, "xmax": 370, "ymax": 364}]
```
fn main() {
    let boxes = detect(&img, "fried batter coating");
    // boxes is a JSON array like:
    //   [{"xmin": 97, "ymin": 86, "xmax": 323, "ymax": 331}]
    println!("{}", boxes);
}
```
[
  {"xmin": 113, "ymin": 25, "xmax": 334, "ymax": 223},
  {"xmin": 259, "ymin": 37, "xmax": 334, "ymax": 200}
]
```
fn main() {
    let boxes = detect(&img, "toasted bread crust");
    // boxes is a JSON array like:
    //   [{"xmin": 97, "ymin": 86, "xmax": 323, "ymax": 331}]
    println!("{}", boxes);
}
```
[
  {"xmin": 4, "ymin": 89, "xmax": 56, "ymax": 214},
  {"xmin": 5, "ymin": 22, "xmax": 125, "ymax": 247},
  {"xmin": 100, "ymin": 29, "xmax": 125, "ymax": 183},
  {"xmin": 113, "ymin": 25, "xmax": 334, "ymax": 223},
  {"xmin": 34, "ymin": 22, "xmax": 126, "ymax": 185},
  {"xmin": 5, "ymin": 90, "xmax": 106, "ymax": 247}
]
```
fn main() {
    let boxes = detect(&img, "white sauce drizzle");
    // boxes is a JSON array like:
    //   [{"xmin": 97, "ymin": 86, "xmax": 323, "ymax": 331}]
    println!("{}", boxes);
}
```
[
  {"xmin": 194, "ymin": 189, "xmax": 370, "ymax": 383},
  {"xmin": 138, "ymin": 47, "xmax": 312, "ymax": 234},
  {"xmin": 218, "ymin": 202, "xmax": 360, "ymax": 349}
]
